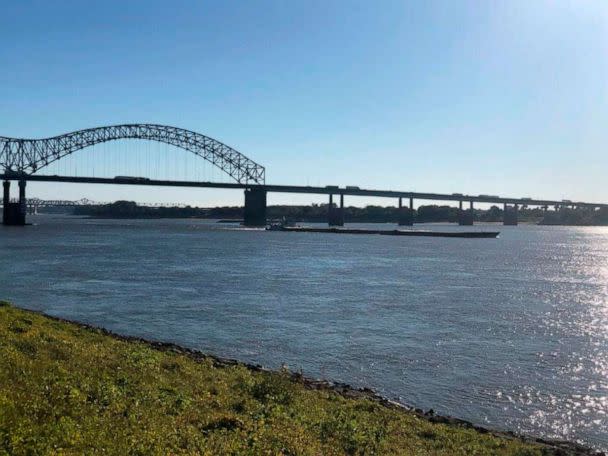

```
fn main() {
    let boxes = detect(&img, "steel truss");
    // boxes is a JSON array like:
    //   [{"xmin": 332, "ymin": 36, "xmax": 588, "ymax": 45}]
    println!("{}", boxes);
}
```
[{"xmin": 0, "ymin": 124, "xmax": 265, "ymax": 184}]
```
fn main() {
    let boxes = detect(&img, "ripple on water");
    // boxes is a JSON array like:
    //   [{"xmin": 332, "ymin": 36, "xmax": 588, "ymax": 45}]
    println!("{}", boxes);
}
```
[{"xmin": 1, "ymin": 219, "xmax": 607, "ymax": 450}]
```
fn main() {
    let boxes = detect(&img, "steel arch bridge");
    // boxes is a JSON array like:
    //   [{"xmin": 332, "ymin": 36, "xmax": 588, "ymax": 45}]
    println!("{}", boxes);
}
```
[{"xmin": 0, "ymin": 124, "xmax": 265, "ymax": 184}]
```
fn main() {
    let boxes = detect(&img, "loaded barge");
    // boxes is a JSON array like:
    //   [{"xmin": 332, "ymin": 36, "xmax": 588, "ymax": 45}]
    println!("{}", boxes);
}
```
[{"xmin": 269, "ymin": 225, "xmax": 499, "ymax": 238}]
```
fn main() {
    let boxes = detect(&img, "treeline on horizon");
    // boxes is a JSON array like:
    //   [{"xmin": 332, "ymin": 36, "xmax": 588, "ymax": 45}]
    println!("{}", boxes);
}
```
[{"xmin": 72, "ymin": 200, "xmax": 608, "ymax": 225}]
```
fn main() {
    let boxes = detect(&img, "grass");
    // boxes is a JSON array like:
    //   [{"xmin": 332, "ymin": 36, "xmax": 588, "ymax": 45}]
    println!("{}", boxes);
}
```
[{"xmin": 0, "ymin": 302, "xmax": 552, "ymax": 455}]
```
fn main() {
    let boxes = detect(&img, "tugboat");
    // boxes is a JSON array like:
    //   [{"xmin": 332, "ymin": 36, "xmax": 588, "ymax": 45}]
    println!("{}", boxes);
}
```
[
  {"xmin": 266, "ymin": 223, "xmax": 284, "ymax": 231},
  {"xmin": 266, "ymin": 217, "xmax": 297, "ymax": 231}
]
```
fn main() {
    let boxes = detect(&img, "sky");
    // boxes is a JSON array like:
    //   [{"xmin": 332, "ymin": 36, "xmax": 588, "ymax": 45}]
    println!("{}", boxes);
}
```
[{"xmin": 1, "ymin": 0, "xmax": 607, "ymax": 207}]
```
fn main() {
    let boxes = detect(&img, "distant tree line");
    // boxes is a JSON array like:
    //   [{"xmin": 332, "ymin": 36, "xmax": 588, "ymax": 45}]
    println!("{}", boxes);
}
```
[
  {"xmin": 538, "ymin": 207, "xmax": 608, "ymax": 226},
  {"xmin": 208, "ymin": 204, "xmax": 546, "ymax": 223},
  {"xmin": 73, "ymin": 201, "xmax": 608, "ymax": 225},
  {"xmin": 73, "ymin": 201, "xmax": 208, "ymax": 218}
]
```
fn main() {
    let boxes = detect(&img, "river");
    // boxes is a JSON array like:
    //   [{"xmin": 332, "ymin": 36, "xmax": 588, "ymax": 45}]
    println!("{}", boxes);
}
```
[{"xmin": 1, "ymin": 215, "xmax": 607, "ymax": 450}]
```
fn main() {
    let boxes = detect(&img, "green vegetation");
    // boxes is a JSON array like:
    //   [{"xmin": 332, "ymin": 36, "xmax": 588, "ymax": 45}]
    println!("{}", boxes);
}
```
[
  {"xmin": 0, "ymin": 302, "xmax": 557, "ymax": 455},
  {"xmin": 539, "ymin": 208, "xmax": 608, "ymax": 226},
  {"xmin": 73, "ymin": 200, "xmax": 208, "ymax": 218}
]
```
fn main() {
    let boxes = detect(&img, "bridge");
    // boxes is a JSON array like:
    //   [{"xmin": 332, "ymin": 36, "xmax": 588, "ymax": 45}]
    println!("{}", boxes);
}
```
[
  {"xmin": 2, "ymin": 124, "xmax": 606, "ymax": 226},
  {"xmin": 15, "ymin": 198, "xmax": 102, "ymax": 214},
  {"xmin": 1, "ymin": 198, "xmax": 191, "ymax": 215}
]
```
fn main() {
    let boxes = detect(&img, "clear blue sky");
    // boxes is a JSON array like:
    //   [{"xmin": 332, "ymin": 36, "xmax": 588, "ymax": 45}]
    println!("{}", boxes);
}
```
[{"xmin": 1, "ymin": 0, "xmax": 606, "ymax": 206}]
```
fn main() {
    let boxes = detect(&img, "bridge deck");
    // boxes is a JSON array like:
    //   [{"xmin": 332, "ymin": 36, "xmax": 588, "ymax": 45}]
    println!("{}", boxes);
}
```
[{"xmin": 2, "ymin": 174, "xmax": 606, "ymax": 209}]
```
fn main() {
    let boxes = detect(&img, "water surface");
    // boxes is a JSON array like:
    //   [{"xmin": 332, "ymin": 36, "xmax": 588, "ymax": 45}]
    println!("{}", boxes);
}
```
[{"xmin": 1, "ymin": 215, "xmax": 607, "ymax": 450}]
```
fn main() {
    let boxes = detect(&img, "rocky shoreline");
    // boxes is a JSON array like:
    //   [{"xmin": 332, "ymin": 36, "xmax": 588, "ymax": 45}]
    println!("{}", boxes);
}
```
[{"xmin": 34, "ymin": 309, "xmax": 604, "ymax": 456}]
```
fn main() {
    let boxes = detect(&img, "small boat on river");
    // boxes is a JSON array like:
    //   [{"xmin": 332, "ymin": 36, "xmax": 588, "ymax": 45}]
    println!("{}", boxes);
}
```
[{"xmin": 265, "ymin": 217, "xmax": 299, "ymax": 231}]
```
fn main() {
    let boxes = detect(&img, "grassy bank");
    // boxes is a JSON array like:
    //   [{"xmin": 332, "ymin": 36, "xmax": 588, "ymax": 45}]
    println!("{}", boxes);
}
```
[{"xmin": 0, "ymin": 302, "xmax": 585, "ymax": 455}]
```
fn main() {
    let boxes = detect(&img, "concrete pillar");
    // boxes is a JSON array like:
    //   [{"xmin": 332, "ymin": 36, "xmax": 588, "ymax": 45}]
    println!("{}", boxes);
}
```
[
  {"xmin": 18, "ymin": 180, "xmax": 26, "ymax": 222},
  {"xmin": 2, "ymin": 181, "xmax": 9, "ymax": 225},
  {"xmin": 398, "ymin": 196, "xmax": 414, "ymax": 226},
  {"xmin": 2, "ymin": 180, "xmax": 26, "ymax": 226},
  {"xmin": 328, "ymin": 193, "xmax": 344, "ymax": 226},
  {"xmin": 458, "ymin": 200, "xmax": 463, "ymax": 224},
  {"xmin": 243, "ymin": 187, "xmax": 267, "ymax": 227},
  {"xmin": 458, "ymin": 200, "xmax": 474, "ymax": 225},
  {"xmin": 503, "ymin": 203, "xmax": 519, "ymax": 226}
]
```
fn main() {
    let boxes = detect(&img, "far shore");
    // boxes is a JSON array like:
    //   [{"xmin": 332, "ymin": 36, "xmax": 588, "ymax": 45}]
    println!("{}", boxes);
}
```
[{"xmin": 61, "ymin": 200, "xmax": 608, "ymax": 226}]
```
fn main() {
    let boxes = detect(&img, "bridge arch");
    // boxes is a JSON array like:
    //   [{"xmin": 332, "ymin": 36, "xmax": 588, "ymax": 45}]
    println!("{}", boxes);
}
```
[{"xmin": 0, "ymin": 124, "xmax": 265, "ymax": 184}]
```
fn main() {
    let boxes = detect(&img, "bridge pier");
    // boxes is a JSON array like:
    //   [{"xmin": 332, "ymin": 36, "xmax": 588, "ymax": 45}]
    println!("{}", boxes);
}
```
[
  {"xmin": 2, "ymin": 180, "xmax": 26, "ymax": 226},
  {"xmin": 19, "ymin": 180, "xmax": 26, "ymax": 221},
  {"xmin": 398, "ymin": 197, "xmax": 414, "ymax": 226},
  {"xmin": 503, "ymin": 203, "xmax": 519, "ymax": 226},
  {"xmin": 243, "ymin": 188, "xmax": 267, "ymax": 227},
  {"xmin": 458, "ymin": 200, "xmax": 474, "ymax": 225},
  {"xmin": 328, "ymin": 194, "xmax": 345, "ymax": 226},
  {"xmin": 2, "ymin": 181, "xmax": 8, "ymax": 223}
]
